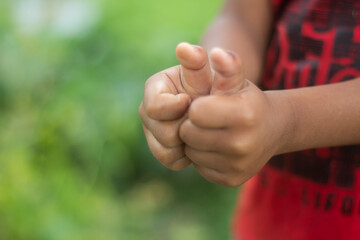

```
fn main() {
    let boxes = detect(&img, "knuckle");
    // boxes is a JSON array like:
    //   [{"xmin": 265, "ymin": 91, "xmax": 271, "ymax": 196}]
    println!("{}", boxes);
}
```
[
  {"xmin": 144, "ymin": 76, "xmax": 153, "ymax": 87},
  {"xmin": 144, "ymin": 74, "xmax": 159, "ymax": 90},
  {"xmin": 154, "ymin": 146, "xmax": 185, "ymax": 171},
  {"xmin": 230, "ymin": 138, "xmax": 248, "ymax": 155},
  {"xmin": 156, "ymin": 149, "xmax": 173, "ymax": 164},
  {"xmin": 224, "ymin": 178, "xmax": 240, "ymax": 188},
  {"xmin": 204, "ymin": 170, "xmax": 239, "ymax": 188},
  {"xmin": 233, "ymin": 163, "xmax": 245, "ymax": 174},
  {"xmin": 156, "ymin": 124, "xmax": 181, "ymax": 148},
  {"xmin": 236, "ymin": 107, "xmax": 257, "ymax": 127},
  {"xmin": 165, "ymin": 161, "xmax": 187, "ymax": 171},
  {"xmin": 166, "ymin": 164, "xmax": 181, "ymax": 171},
  {"xmin": 234, "ymin": 93, "xmax": 259, "ymax": 126},
  {"xmin": 145, "ymin": 101, "xmax": 163, "ymax": 119},
  {"xmin": 215, "ymin": 174, "xmax": 239, "ymax": 188},
  {"xmin": 158, "ymin": 133, "xmax": 179, "ymax": 148},
  {"xmin": 242, "ymin": 110, "xmax": 257, "ymax": 127},
  {"xmin": 230, "ymin": 137, "xmax": 255, "ymax": 156},
  {"xmin": 221, "ymin": 172, "xmax": 243, "ymax": 187}
]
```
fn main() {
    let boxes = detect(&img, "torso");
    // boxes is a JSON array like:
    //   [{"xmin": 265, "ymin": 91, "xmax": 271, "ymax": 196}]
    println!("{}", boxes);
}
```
[{"xmin": 233, "ymin": 0, "xmax": 360, "ymax": 239}]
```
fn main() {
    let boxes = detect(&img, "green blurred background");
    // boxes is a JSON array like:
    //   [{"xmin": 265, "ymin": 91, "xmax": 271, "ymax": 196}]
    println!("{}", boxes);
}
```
[{"xmin": 0, "ymin": 0, "xmax": 238, "ymax": 239}]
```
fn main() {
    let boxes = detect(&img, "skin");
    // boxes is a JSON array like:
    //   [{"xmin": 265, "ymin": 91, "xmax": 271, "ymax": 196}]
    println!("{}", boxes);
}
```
[
  {"xmin": 201, "ymin": 0, "xmax": 273, "ymax": 84},
  {"xmin": 139, "ymin": 0, "xmax": 360, "ymax": 187},
  {"xmin": 139, "ymin": 43, "xmax": 213, "ymax": 171}
]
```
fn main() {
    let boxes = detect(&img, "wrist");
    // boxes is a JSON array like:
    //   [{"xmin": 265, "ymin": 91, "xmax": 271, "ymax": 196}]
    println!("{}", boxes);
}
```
[{"xmin": 265, "ymin": 90, "xmax": 298, "ymax": 155}]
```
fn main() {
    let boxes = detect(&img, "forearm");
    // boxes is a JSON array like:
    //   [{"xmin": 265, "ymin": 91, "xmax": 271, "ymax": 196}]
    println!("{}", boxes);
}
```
[
  {"xmin": 201, "ymin": 0, "xmax": 273, "ymax": 84},
  {"xmin": 202, "ymin": 17, "xmax": 265, "ymax": 84},
  {"xmin": 270, "ymin": 79, "xmax": 360, "ymax": 154}
]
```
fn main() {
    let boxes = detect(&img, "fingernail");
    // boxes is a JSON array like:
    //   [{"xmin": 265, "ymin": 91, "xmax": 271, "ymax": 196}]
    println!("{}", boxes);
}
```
[
  {"xmin": 191, "ymin": 44, "xmax": 204, "ymax": 53},
  {"xmin": 177, "ymin": 42, "xmax": 204, "ymax": 55},
  {"xmin": 211, "ymin": 47, "xmax": 234, "ymax": 61},
  {"xmin": 226, "ymin": 50, "xmax": 237, "ymax": 61}
]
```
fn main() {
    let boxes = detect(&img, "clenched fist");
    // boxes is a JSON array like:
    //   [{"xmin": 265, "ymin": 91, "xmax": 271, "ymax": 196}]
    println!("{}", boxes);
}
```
[
  {"xmin": 140, "ymin": 43, "xmax": 294, "ymax": 186},
  {"xmin": 180, "ymin": 47, "xmax": 295, "ymax": 187},
  {"xmin": 139, "ymin": 43, "xmax": 213, "ymax": 170}
]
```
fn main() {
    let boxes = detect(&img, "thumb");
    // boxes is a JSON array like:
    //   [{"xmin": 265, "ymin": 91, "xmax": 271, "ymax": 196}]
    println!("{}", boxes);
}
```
[
  {"xmin": 176, "ymin": 42, "xmax": 212, "ymax": 99},
  {"xmin": 209, "ymin": 48, "xmax": 246, "ymax": 96}
]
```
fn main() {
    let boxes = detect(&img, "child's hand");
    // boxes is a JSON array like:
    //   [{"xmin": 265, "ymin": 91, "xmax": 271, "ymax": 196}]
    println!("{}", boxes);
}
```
[
  {"xmin": 179, "ymin": 48, "xmax": 293, "ymax": 187},
  {"xmin": 139, "ymin": 43, "xmax": 213, "ymax": 170}
]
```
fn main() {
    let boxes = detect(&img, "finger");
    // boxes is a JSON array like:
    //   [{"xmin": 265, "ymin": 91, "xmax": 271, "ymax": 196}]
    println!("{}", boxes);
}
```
[
  {"xmin": 193, "ymin": 164, "xmax": 239, "ymax": 187},
  {"xmin": 188, "ymin": 95, "xmax": 240, "ymax": 128},
  {"xmin": 140, "ymin": 107, "xmax": 186, "ymax": 148},
  {"xmin": 185, "ymin": 146, "xmax": 232, "ymax": 172},
  {"xmin": 176, "ymin": 42, "xmax": 212, "ymax": 99},
  {"xmin": 143, "ymin": 125, "xmax": 191, "ymax": 171},
  {"xmin": 143, "ymin": 67, "xmax": 191, "ymax": 121},
  {"xmin": 210, "ymin": 48, "xmax": 246, "ymax": 95},
  {"xmin": 180, "ymin": 119, "xmax": 229, "ymax": 152}
]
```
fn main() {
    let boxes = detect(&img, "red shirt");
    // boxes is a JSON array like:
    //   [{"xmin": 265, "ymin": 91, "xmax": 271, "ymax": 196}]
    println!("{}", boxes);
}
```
[{"xmin": 233, "ymin": 0, "xmax": 360, "ymax": 239}]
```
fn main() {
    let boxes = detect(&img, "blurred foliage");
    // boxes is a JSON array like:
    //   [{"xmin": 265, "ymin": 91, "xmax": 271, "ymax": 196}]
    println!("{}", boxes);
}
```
[{"xmin": 0, "ymin": 0, "xmax": 238, "ymax": 239}]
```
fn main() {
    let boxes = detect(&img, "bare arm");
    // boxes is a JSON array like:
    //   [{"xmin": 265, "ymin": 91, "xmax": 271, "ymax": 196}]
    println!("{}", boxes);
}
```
[
  {"xmin": 140, "ymin": 0, "xmax": 360, "ymax": 187},
  {"xmin": 180, "ymin": 50, "xmax": 360, "ymax": 187},
  {"xmin": 201, "ymin": 0, "xmax": 273, "ymax": 84},
  {"xmin": 273, "ymin": 78, "xmax": 360, "ymax": 154},
  {"xmin": 202, "ymin": 1, "xmax": 360, "ymax": 151}
]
